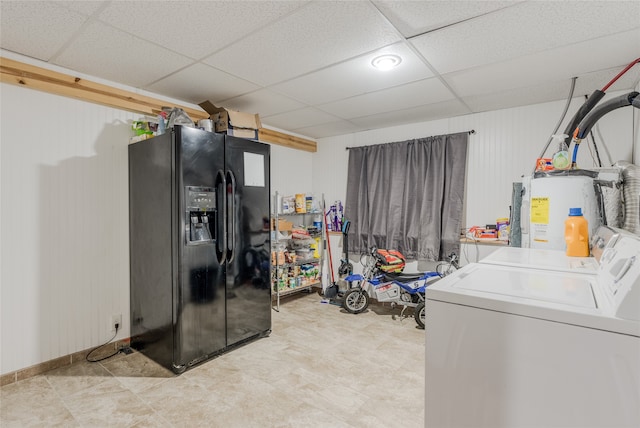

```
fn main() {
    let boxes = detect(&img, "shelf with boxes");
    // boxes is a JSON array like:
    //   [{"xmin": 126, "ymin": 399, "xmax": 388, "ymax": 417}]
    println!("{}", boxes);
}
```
[{"xmin": 271, "ymin": 192, "xmax": 324, "ymax": 311}]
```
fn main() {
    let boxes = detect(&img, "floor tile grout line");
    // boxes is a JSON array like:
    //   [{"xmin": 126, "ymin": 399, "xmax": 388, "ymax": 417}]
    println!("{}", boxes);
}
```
[
  {"xmin": 1, "ymin": 293, "xmax": 425, "ymax": 427},
  {"xmin": 43, "ymin": 374, "xmax": 84, "ymax": 427}
]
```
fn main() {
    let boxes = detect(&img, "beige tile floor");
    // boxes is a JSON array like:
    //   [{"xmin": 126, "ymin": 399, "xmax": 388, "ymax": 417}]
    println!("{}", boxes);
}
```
[{"xmin": 1, "ymin": 292, "xmax": 425, "ymax": 427}]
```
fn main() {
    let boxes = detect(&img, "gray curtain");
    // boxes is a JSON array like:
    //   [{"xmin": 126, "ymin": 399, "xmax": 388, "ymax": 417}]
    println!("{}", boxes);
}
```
[{"xmin": 345, "ymin": 132, "xmax": 468, "ymax": 261}]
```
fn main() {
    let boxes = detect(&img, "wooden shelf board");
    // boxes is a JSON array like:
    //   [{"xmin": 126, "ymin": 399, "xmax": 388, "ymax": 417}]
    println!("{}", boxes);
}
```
[{"xmin": 272, "ymin": 282, "xmax": 319, "ymax": 297}]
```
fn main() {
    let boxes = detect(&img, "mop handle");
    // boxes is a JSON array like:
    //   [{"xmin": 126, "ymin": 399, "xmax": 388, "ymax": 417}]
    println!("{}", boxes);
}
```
[{"xmin": 324, "ymin": 207, "xmax": 336, "ymax": 283}]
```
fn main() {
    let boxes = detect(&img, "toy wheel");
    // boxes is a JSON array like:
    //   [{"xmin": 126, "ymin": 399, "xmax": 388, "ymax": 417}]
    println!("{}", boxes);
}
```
[
  {"xmin": 415, "ymin": 302, "xmax": 426, "ymax": 329},
  {"xmin": 343, "ymin": 288, "xmax": 369, "ymax": 314}
]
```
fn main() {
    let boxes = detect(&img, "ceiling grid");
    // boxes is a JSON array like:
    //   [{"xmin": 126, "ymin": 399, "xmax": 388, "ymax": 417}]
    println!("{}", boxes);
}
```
[{"xmin": 1, "ymin": 0, "xmax": 638, "ymax": 139}]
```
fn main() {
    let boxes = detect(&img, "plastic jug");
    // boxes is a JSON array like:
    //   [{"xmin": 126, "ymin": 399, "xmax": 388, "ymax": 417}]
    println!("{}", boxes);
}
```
[
  {"xmin": 565, "ymin": 207, "xmax": 589, "ymax": 256},
  {"xmin": 551, "ymin": 134, "xmax": 571, "ymax": 170}
]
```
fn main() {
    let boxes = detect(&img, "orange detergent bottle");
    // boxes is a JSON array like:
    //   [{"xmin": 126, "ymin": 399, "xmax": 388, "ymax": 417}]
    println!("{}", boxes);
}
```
[{"xmin": 565, "ymin": 208, "xmax": 589, "ymax": 257}]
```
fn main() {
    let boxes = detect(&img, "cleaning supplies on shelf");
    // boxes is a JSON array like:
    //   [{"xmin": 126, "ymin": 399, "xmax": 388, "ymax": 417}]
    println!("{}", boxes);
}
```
[
  {"xmin": 295, "ymin": 194, "xmax": 306, "ymax": 213},
  {"xmin": 496, "ymin": 218, "xmax": 509, "ymax": 241},
  {"xmin": 325, "ymin": 200, "xmax": 344, "ymax": 232}
]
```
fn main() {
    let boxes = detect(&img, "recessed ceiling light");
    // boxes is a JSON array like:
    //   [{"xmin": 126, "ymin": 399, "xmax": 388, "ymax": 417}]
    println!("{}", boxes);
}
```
[{"xmin": 371, "ymin": 54, "xmax": 402, "ymax": 71}]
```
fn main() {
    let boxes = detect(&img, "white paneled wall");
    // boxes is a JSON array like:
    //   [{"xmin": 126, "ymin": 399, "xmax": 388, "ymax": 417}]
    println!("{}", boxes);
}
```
[
  {"xmin": 269, "ymin": 143, "xmax": 314, "ymax": 203},
  {"xmin": 0, "ymin": 83, "xmax": 312, "ymax": 375},
  {"xmin": 1, "ymin": 83, "xmax": 137, "ymax": 374},
  {"xmin": 312, "ymin": 90, "xmax": 635, "ymax": 232}
]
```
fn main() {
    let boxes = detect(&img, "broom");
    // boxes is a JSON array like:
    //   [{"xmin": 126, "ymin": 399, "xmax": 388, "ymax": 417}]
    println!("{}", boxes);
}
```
[{"xmin": 323, "ymin": 201, "xmax": 339, "ymax": 299}]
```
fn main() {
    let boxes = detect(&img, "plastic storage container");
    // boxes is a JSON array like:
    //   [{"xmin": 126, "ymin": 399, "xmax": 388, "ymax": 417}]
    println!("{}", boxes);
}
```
[{"xmin": 565, "ymin": 207, "xmax": 589, "ymax": 256}]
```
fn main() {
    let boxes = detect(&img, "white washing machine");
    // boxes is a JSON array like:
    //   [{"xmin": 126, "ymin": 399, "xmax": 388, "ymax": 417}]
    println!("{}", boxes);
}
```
[
  {"xmin": 479, "ymin": 226, "xmax": 631, "ymax": 274},
  {"xmin": 479, "ymin": 245, "xmax": 599, "ymax": 273},
  {"xmin": 424, "ymin": 234, "xmax": 640, "ymax": 428}
]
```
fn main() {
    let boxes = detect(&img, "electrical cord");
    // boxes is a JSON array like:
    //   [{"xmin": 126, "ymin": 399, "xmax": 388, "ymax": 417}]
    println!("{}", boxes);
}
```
[
  {"xmin": 594, "ymin": 122, "xmax": 614, "ymax": 166},
  {"xmin": 583, "ymin": 94, "xmax": 603, "ymax": 167},
  {"xmin": 86, "ymin": 324, "xmax": 121, "ymax": 363},
  {"xmin": 462, "ymin": 239, "xmax": 478, "ymax": 263},
  {"xmin": 460, "ymin": 228, "xmax": 480, "ymax": 263},
  {"xmin": 586, "ymin": 134, "xmax": 597, "ymax": 166},
  {"xmin": 589, "ymin": 130, "xmax": 603, "ymax": 167}
]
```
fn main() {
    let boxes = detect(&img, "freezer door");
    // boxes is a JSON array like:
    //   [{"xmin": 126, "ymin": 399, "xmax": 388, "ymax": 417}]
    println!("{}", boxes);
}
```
[
  {"xmin": 174, "ymin": 126, "xmax": 226, "ymax": 369},
  {"xmin": 129, "ymin": 132, "xmax": 174, "ymax": 370},
  {"xmin": 224, "ymin": 135, "xmax": 272, "ymax": 346}
]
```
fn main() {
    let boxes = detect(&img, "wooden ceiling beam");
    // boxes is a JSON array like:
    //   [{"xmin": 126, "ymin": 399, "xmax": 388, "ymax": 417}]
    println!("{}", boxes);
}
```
[
  {"xmin": 0, "ymin": 57, "xmax": 208, "ymax": 120},
  {"xmin": 0, "ymin": 56, "xmax": 316, "ymax": 152},
  {"xmin": 258, "ymin": 128, "xmax": 317, "ymax": 152}
]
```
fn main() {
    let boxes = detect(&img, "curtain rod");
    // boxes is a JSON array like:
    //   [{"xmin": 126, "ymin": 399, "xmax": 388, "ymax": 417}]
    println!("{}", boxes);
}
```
[{"xmin": 345, "ymin": 129, "xmax": 475, "ymax": 150}]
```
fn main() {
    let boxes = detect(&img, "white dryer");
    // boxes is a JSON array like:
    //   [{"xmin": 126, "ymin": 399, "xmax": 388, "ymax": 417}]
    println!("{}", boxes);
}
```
[{"xmin": 424, "ymin": 234, "xmax": 640, "ymax": 428}]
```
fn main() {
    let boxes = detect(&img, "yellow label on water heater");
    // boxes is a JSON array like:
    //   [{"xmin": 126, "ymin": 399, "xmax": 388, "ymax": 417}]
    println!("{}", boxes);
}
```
[{"xmin": 530, "ymin": 197, "xmax": 549, "ymax": 224}]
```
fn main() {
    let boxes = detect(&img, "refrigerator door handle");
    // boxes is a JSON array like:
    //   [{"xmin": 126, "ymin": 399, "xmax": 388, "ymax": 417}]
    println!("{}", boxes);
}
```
[
  {"xmin": 226, "ymin": 170, "xmax": 236, "ymax": 263},
  {"xmin": 215, "ymin": 169, "xmax": 227, "ymax": 264}
]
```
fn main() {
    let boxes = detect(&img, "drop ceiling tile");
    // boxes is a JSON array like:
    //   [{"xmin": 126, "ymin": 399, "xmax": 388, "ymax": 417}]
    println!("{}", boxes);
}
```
[
  {"xmin": 53, "ymin": 21, "xmax": 193, "ymax": 88},
  {"xmin": 461, "ymin": 65, "xmax": 640, "ymax": 114},
  {"xmin": 97, "ymin": 1, "xmax": 307, "ymax": 60},
  {"xmin": 373, "ymin": 0, "xmax": 520, "ymax": 37},
  {"xmin": 0, "ymin": 1, "xmax": 88, "ymax": 61},
  {"xmin": 261, "ymin": 107, "xmax": 340, "ymax": 130},
  {"xmin": 271, "ymin": 42, "xmax": 433, "ymax": 105},
  {"xmin": 444, "ymin": 28, "xmax": 640, "ymax": 98},
  {"xmin": 146, "ymin": 63, "xmax": 260, "ymax": 105},
  {"xmin": 220, "ymin": 89, "xmax": 306, "ymax": 118},
  {"xmin": 411, "ymin": 1, "xmax": 640, "ymax": 74},
  {"xmin": 317, "ymin": 78, "xmax": 456, "ymax": 119},
  {"xmin": 59, "ymin": 0, "xmax": 106, "ymax": 16},
  {"xmin": 462, "ymin": 82, "xmax": 572, "ymax": 113},
  {"xmin": 349, "ymin": 99, "xmax": 471, "ymax": 128},
  {"xmin": 573, "ymin": 67, "xmax": 640, "ymax": 96},
  {"xmin": 204, "ymin": 1, "xmax": 401, "ymax": 86},
  {"xmin": 292, "ymin": 120, "xmax": 369, "ymax": 139},
  {"xmin": 3, "ymin": 0, "xmax": 637, "ymax": 141}
]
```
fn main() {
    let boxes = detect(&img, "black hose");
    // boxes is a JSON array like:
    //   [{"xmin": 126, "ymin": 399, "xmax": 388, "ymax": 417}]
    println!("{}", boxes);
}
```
[
  {"xmin": 562, "ymin": 89, "xmax": 605, "ymax": 144},
  {"xmin": 577, "ymin": 91, "xmax": 639, "ymax": 139}
]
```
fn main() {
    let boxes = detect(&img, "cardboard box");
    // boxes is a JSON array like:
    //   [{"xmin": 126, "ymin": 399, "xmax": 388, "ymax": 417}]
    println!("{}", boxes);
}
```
[
  {"xmin": 199, "ymin": 101, "xmax": 261, "ymax": 140},
  {"xmin": 271, "ymin": 218, "xmax": 293, "ymax": 231},
  {"xmin": 536, "ymin": 158, "xmax": 553, "ymax": 171},
  {"xmin": 474, "ymin": 228, "xmax": 498, "ymax": 239}
]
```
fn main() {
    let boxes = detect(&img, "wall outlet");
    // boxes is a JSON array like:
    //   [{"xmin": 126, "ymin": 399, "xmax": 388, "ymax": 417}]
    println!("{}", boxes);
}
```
[{"xmin": 109, "ymin": 314, "xmax": 122, "ymax": 332}]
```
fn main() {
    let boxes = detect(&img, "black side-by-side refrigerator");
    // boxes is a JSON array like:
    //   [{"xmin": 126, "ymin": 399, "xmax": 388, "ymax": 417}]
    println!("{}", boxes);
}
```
[{"xmin": 129, "ymin": 125, "xmax": 271, "ymax": 373}]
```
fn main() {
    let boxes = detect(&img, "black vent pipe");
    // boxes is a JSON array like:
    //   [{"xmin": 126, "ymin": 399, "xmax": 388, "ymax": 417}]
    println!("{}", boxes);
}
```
[
  {"xmin": 562, "ymin": 89, "xmax": 605, "ymax": 144},
  {"xmin": 576, "ymin": 91, "xmax": 639, "ymax": 139}
]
